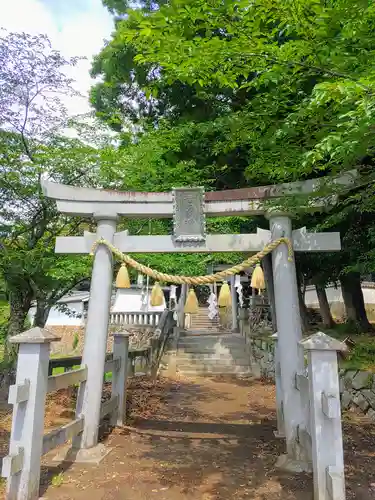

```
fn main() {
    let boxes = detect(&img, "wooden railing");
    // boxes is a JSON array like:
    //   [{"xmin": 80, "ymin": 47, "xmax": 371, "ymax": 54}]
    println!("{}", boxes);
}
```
[
  {"xmin": 2, "ymin": 310, "xmax": 176, "ymax": 499},
  {"xmin": 41, "ymin": 366, "xmax": 89, "ymax": 457},
  {"xmin": 49, "ymin": 350, "xmax": 151, "ymax": 377},
  {"xmin": 110, "ymin": 311, "xmax": 163, "ymax": 327},
  {"xmin": 150, "ymin": 309, "xmax": 176, "ymax": 377},
  {"xmin": 1, "ymin": 328, "xmax": 130, "ymax": 500}
]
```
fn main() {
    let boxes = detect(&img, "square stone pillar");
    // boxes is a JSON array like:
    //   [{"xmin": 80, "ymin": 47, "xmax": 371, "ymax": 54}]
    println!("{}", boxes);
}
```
[
  {"xmin": 111, "ymin": 331, "xmax": 131, "ymax": 427},
  {"xmin": 3, "ymin": 327, "xmax": 60, "ymax": 500},
  {"xmin": 75, "ymin": 213, "xmax": 117, "ymax": 450},
  {"xmin": 300, "ymin": 332, "xmax": 346, "ymax": 500},
  {"xmin": 267, "ymin": 213, "xmax": 309, "ymax": 471}
]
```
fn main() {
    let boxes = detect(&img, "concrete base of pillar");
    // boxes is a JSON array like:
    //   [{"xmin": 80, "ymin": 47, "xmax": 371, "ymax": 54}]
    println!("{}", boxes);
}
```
[
  {"xmin": 51, "ymin": 443, "xmax": 112, "ymax": 465},
  {"xmin": 275, "ymin": 454, "xmax": 312, "ymax": 473},
  {"xmin": 161, "ymin": 351, "xmax": 177, "ymax": 377},
  {"xmin": 250, "ymin": 364, "xmax": 261, "ymax": 379},
  {"xmin": 273, "ymin": 430, "xmax": 285, "ymax": 439}
]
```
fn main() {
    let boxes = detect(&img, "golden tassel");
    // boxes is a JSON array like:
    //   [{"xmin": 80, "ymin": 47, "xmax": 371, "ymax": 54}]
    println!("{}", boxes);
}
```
[
  {"xmin": 184, "ymin": 288, "xmax": 199, "ymax": 314},
  {"xmin": 116, "ymin": 263, "xmax": 131, "ymax": 289},
  {"xmin": 251, "ymin": 263, "xmax": 265, "ymax": 290},
  {"xmin": 150, "ymin": 282, "xmax": 165, "ymax": 306},
  {"xmin": 218, "ymin": 282, "xmax": 232, "ymax": 307}
]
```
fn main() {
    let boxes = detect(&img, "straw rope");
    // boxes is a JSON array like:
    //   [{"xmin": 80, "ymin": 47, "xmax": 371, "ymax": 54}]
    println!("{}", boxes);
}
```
[{"xmin": 91, "ymin": 237, "xmax": 293, "ymax": 285}]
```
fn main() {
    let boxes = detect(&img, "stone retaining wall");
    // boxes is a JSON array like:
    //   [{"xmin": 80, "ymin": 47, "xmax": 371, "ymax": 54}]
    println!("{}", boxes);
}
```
[
  {"xmin": 47, "ymin": 325, "xmax": 154, "ymax": 356},
  {"xmin": 339, "ymin": 369, "xmax": 375, "ymax": 421},
  {"xmin": 249, "ymin": 336, "xmax": 375, "ymax": 421},
  {"xmin": 249, "ymin": 338, "xmax": 276, "ymax": 380}
]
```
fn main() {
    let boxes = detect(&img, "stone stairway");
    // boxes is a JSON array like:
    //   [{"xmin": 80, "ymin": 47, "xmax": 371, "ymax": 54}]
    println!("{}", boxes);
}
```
[
  {"xmin": 175, "ymin": 332, "xmax": 252, "ymax": 376},
  {"xmin": 185, "ymin": 306, "xmax": 220, "ymax": 332}
]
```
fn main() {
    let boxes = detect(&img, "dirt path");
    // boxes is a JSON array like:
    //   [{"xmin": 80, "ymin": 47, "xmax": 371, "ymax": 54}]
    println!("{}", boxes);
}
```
[
  {"xmin": 2, "ymin": 376, "xmax": 375, "ymax": 499},
  {"xmin": 40, "ymin": 376, "xmax": 313, "ymax": 500}
]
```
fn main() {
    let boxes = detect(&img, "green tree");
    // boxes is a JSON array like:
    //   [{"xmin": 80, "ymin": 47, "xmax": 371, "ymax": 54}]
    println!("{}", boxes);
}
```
[
  {"xmin": 92, "ymin": 0, "xmax": 375, "ymax": 331},
  {"xmin": 0, "ymin": 32, "xmax": 107, "ymax": 349}
]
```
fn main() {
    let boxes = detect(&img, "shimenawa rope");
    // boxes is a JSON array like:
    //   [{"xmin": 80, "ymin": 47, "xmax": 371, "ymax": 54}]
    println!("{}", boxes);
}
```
[{"xmin": 91, "ymin": 237, "xmax": 293, "ymax": 285}]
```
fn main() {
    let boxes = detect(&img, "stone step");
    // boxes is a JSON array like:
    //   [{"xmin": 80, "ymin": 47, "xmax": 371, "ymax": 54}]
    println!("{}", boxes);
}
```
[
  {"xmin": 188, "ymin": 324, "xmax": 221, "ymax": 329},
  {"xmin": 189, "ymin": 317, "xmax": 219, "ymax": 322},
  {"xmin": 178, "ymin": 339, "xmax": 248, "ymax": 347},
  {"xmin": 188, "ymin": 324, "xmax": 220, "ymax": 329},
  {"xmin": 181, "ymin": 331, "xmax": 232, "ymax": 337},
  {"xmin": 179, "ymin": 333, "xmax": 244, "ymax": 340},
  {"xmin": 175, "ymin": 358, "xmax": 250, "ymax": 367},
  {"xmin": 177, "ymin": 365, "xmax": 252, "ymax": 375},
  {"xmin": 178, "ymin": 341, "xmax": 248, "ymax": 349},
  {"xmin": 190, "ymin": 316, "xmax": 219, "ymax": 321},
  {"xmin": 176, "ymin": 350, "xmax": 250, "ymax": 358},
  {"xmin": 177, "ymin": 350, "xmax": 249, "ymax": 358},
  {"xmin": 176, "ymin": 352, "xmax": 250, "ymax": 361},
  {"xmin": 186, "ymin": 324, "xmax": 222, "ymax": 329},
  {"xmin": 178, "ymin": 338, "xmax": 246, "ymax": 348},
  {"xmin": 178, "ymin": 338, "xmax": 247, "ymax": 346}
]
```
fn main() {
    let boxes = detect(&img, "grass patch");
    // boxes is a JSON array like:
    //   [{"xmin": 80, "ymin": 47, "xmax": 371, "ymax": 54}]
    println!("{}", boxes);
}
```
[
  {"xmin": 51, "ymin": 366, "xmax": 80, "ymax": 375},
  {"xmin": 321, "ymin": 324, "xmax": 375, "ymax": 372}
]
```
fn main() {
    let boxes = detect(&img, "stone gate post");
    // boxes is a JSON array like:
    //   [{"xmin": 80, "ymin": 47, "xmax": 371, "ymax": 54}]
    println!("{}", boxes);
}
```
[
  {"xmin": 75, "ymin": 213, "xmax": 117, "ymax": 450},
  {"xmin": 301, "ymin": 332, "xmax": 346, "ymax": 500},
  {"xmin": 111, "ymin": 331, "xmax": 130, "ymax": 427},
  {"xmin": 3, "ymin": 327, "xmax": 60, "ymax": 500},
  {"xmin": 267, "ymin": 213, "xmax": 309, "ymax": 471}
]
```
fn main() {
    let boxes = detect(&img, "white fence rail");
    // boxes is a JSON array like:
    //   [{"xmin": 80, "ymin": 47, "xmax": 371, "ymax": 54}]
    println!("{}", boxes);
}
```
[
  {"xmin": 110, "ymin": 311, "xmax": 162, "ymax": 327},
  {"xmin": 47, "ymin": 366, "xmax": 87, "ymax": 393},
  {"xmin": 42, "ymin": 418, "xmax": 84, "ymax": 456}
]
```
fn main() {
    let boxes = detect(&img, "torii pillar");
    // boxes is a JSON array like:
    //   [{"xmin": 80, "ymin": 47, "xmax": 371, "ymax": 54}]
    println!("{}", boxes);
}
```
[
  {"xmin": 267, "ymin": 213, "xmax": 308, "ymax": 470},
  {"xmin": 261, "ymin": 212, "xmax": 341, "ymax": 471},
  {"xmin": 75, "ymin": 212, "xmax": 118, "ymax": 449}
]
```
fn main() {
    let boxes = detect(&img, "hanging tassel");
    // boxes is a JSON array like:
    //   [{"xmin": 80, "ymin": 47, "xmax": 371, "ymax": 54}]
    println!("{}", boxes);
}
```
[
  {"xmin": 218, "ymin": 282, "xmax": 232, "ymax": 307},
  {"xmin": 150, "ymin": 282, "xmax": 165, "ymax": 306},
  {"xmin": 251, "ymin": 263, "xmax": 265, "ymax": 290},
  {"xmin": 116, "ymin": 263, "xmax": 131, "ymax": 289},
  {"xmin": 184, "ymin": 288, "xmax": 199, "ymax": 314}
]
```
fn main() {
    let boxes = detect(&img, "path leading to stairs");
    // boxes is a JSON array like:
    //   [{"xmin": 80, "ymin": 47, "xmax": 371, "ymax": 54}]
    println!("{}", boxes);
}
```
[{"xmin": 39, "ymin": 376, "xmax": 375, "ymax": 500}]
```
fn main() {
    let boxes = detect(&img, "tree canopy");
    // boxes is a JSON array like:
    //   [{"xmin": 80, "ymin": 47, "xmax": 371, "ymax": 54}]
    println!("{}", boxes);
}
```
[
  {"xmin": 0, "ymin": 31, "xmax": 108, "ymax": 348},
  {"xmin": 90, "ymin": 0, "xmax": 375, "ymax": 330}
]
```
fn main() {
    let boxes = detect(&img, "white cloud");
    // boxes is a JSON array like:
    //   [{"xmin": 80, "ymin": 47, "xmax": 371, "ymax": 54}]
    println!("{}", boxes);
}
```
[{"xmin": 1, "ymin": 0, "xmax": 114, "ymax": 116}]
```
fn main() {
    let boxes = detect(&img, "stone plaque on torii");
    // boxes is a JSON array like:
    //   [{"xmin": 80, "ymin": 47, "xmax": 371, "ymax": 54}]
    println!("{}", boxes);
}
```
[{"xmin": 42, "ymin": 170, "xmax": 356, "ymax": 468}]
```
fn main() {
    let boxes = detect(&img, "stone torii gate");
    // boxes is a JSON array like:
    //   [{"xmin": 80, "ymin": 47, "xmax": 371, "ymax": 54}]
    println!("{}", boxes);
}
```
[{"xmin": 42, "ymin": 172, "xmax": 353, "ymax": 469}]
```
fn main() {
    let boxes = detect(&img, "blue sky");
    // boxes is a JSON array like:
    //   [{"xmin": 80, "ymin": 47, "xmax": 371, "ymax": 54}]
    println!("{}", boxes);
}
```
[{"xmin": 2, "ymin": 0, "xmax": 114, "ymax": 116}]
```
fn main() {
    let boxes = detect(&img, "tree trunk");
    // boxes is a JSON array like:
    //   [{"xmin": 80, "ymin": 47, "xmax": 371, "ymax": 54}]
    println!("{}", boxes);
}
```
[
  {"xmin": 33, "ymin": 298, "xmax": 51, "ymax": 328},
  {"xmin": 296, "ymin": 271, "xmax": 310, "ymax": 333},
  {"xmin": 298, "ymin": 285, "xmax": 310, "ymax": 333},
  {"xmin": 315, "ymin": 284, "xmax": 335, "ymax": 328},
  {"xmin": 340, "ymin": 273, "xmax": 373, "ymax": 332},
  {"xmin": 6, "ymin": 288, "xmax": 33, "ymax": 360},
  {"xmin": 262, "ymin": 254, "xmax": 277, "ymax": 332}
]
